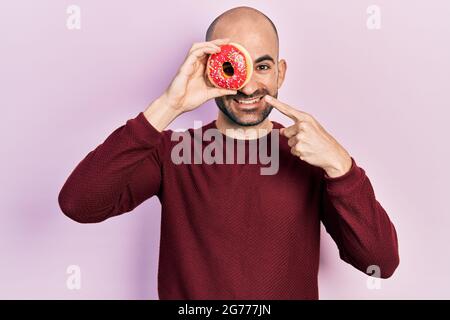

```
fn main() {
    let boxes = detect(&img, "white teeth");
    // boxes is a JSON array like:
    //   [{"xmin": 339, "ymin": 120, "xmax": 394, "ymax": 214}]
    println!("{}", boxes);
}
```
[{"xmin": 236, "ymin": 97, "xmax": 261, "ymax": 104}]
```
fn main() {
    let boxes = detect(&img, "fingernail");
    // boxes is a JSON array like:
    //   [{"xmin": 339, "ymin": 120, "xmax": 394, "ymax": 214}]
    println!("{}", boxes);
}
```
[{"xmin": 265, "ymin": 95, "xmax": 272, "ymax": 101}]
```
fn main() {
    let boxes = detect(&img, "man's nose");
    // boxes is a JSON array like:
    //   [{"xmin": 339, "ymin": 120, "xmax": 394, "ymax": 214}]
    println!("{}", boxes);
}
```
[{"xmin": 239, "ymin": 76, "xmax": 260, "ymax": 96}]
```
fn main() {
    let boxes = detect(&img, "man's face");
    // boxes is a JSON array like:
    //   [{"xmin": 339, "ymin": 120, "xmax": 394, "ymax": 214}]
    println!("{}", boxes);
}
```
[{"xmin": 210, "ymin": 16, "xmax": 286, "ymax": 126}]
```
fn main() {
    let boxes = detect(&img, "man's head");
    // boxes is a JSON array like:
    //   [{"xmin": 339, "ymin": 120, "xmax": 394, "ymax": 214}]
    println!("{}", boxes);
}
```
[{"xmin": 205, "ymin": 6, "xmax": 287, "ymax": 126}]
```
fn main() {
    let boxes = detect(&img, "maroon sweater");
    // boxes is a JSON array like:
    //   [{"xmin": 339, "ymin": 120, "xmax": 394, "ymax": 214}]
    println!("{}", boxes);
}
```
[{"xmin": 58, "ymin": 112, "xmax": 399, "ymax": 299}]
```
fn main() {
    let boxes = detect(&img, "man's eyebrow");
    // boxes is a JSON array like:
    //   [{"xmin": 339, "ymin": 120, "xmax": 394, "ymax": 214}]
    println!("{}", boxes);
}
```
[{"xmin": 254, "ymin": 54, "xmax": 275, "ymax": 64}]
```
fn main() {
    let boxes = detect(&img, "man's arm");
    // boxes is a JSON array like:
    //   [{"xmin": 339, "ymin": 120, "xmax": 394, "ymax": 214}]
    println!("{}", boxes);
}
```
[
  {"xmin": 320, "ymin": 157, "xmax": 400, "ymax": 278},
  {"xmin": 262, "ymin": 96, "xmax": 399, "ymax": 277},
  {"xmin": 59, "ymin": 38, "xmax": 237, "ymax": 223},
  {"xmin": 58, "ymin": 103, "xmax": 169, "ymax": 223}
]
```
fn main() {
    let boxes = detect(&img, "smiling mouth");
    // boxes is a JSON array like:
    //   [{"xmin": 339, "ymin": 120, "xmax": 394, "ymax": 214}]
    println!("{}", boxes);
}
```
[{"xmin": 232, "ymin": 96, "xmax": 264, "ymax": 108}]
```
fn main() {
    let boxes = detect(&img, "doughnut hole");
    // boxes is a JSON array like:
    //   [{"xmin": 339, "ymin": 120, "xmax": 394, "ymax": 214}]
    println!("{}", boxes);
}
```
[{"xmin": 222, "ymin": 62, "xmax": 234, "ymax": 78}]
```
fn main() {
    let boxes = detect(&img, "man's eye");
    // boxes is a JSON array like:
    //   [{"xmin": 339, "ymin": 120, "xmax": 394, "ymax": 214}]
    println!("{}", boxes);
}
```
[{"xmin": 257, "ymin": 65, "xmax": 270, "ymax": 71}]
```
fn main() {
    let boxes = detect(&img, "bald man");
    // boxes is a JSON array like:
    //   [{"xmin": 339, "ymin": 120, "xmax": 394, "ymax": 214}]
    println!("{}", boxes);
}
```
[{"xmin": 59, "ymin": 6, "xmax": 399, "ymax": 299}]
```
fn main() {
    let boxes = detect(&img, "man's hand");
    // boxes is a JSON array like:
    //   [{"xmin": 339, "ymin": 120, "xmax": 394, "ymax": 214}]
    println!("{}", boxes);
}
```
[
  {"xmin": 164, "ymin": 38, "xmax": 238, "ymax": 112},
  {"xmin": 264, "ymin": 95, "xmax": 352, "ymax": 178},
  {"xmin": 144, "ymin": 39, "xmax": 237, "ymax": 131}
]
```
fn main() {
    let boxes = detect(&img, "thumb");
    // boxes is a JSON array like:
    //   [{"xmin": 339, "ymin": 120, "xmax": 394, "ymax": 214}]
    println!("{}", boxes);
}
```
[{"xmin": 208, "ymin": 87, "xmax": 237, "ymax": 100}]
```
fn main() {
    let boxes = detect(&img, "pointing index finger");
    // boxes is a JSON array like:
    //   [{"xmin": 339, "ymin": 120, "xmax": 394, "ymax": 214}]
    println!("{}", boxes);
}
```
[{"xmin": 264, "ymin": 95, "xmax": 309, "ymax": 122}]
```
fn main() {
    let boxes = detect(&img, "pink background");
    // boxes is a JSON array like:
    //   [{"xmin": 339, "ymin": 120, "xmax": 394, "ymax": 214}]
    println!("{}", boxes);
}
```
[{"xmin": 1, "ymin": 0, "xmax": 449, "ymax": 299}]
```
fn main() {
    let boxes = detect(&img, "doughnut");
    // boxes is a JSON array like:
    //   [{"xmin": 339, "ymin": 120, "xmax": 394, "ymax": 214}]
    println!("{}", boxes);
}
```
[{"xmin": 207, "ymin": 42, "xmax": 253, "ymax": 90}]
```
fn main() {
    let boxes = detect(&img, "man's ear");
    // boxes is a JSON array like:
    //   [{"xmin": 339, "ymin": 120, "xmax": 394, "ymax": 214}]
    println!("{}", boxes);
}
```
[{"xmin": 277, "ymin": 59, "xmax": 287, "ymax": 89}]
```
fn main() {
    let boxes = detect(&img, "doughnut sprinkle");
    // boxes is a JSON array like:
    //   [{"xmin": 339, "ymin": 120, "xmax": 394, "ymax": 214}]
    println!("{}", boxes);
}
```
[{"xmin": 207, "ymin": 43, "xmax": 253, "ymax": 90}]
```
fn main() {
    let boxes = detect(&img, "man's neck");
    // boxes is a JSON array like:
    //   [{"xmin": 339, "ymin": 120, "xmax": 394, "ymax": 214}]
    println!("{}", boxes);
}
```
[{"xmin": 215, "ymin": 112, "xmax": 273, "ymax": 140}]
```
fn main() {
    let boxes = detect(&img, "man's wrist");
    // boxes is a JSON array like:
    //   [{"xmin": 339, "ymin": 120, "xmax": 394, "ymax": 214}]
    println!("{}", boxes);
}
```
[
  {"xmin": 324, "ymin": 153, "xmax": 352, "ymax": 178},
  {"xmin": 143, "ymin": 94, "xmax": 182, "ymax": 132}
]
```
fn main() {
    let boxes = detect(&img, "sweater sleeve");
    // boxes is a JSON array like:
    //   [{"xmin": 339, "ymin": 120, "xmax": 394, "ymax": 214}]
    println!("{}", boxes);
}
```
[
  {"xmin": 58, "ymin": 112, "xmax": 167, "ymax": 223},
  {"xmin": 319, "ymin": 157, "xmax": 400, "ymax": 278}
]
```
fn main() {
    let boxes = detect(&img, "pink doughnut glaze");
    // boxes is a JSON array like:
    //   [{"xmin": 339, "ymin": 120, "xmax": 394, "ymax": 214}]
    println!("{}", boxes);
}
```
[{"xmin": 207, "ymin": 43, "xmax": 253, "ymax": 90}]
